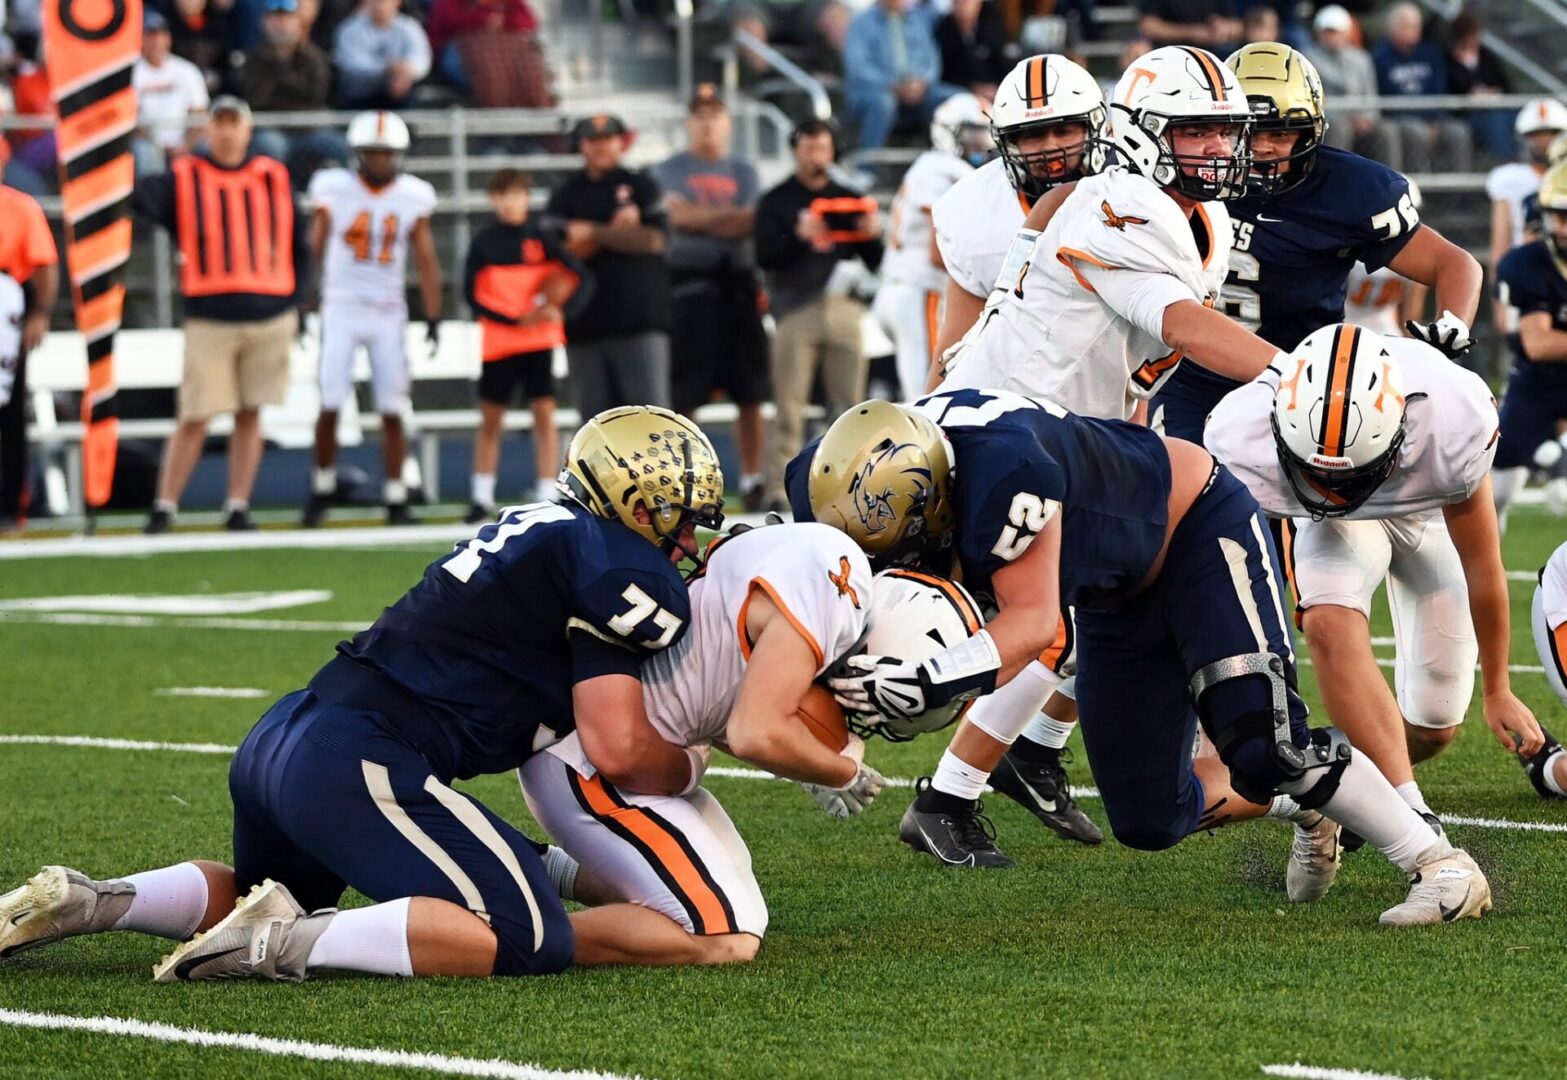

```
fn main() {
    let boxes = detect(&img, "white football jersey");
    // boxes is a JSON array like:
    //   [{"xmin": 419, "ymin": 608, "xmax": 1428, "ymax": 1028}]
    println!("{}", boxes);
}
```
[
  {"xmin": 1542, "ymin": 541, "xmax": 1567, "ymax": 632},
  {"xmin": 940, "ymin": 167, "xmax": 1231, "ymax": 420},
  {"xmin": 883, "ymin": 150, "xmax": 975, "ymax": 292},
  {"xmin": 0, "ymin": 272, "xmax": 22, "ymax": 410},
  {"xmin": 1206, "ymin": 336, "xmax": 1499, "ymax": 520},
  {"xmin": 932, "ymin": 157, "xmax": 1029, "ymax": 299},
  {"xmin": 1343, "ymin": 263, "xmax": 1411, "ymax": 337},
  {"xmin": 310, "ymin": 168, "xmax": 438, "ymax": 310},
  {"xmin": 1485, "ymin": 161, "xmax": 1543, "ymax": 249},
  {"xmin": 640, "ymin": 524, "xmax": 873, "ymax": 749}
]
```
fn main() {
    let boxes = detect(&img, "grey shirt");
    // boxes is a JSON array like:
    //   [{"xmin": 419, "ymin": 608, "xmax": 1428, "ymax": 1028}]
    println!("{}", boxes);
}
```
[
  {"xmin": 651, "ymin": 151, "xmax": 760, "ymax": 275},
  {"xmin": 1305, "ymin": 42, "xmax": 1381, "ymax": 123}
]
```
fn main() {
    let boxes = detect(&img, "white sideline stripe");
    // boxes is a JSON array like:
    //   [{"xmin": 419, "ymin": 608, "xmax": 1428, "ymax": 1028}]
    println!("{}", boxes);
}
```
[
  {"xmin": 0, "ymin": 1008, "xmax": 649, "ymax": 1080},
  {"xmin": 1263, "ymin": 1063, "xmax": 1434, "ymax": 1080},
  {"xmin": 0, "ymin": 523, "xmax": 476, "ymax": 560},
  {"xmin": 154, "ymin": 687, "xmax": 270, "ymax": 699},
  {"xmin": 0, "ymin": 589, "xmax": 333, "ymax": 615},
  {"xmin": 0, "ymin": 612, "xmax": 364, "ymax": 632},
  {"xmin": 7, "ymin": 733, "xmax": 1564, "ymax": 834}
]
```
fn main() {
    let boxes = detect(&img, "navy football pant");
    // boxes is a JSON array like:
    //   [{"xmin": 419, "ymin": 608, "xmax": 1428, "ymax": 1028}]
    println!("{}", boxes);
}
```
[
  {"xmin": 1073, "ymin": 468, "xmax": 1310, "ymax": 852},
  {"xmin": 229, "ymin": 691, "xmax": 574, "ymax": 975},
  {"xmin": 1493, "ymin": 364, "xmax": 1567, "ymax": 470}
]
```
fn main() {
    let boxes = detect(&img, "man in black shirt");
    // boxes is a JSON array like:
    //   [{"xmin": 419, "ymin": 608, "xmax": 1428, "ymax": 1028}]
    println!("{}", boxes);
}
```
[
  {"xmin": 753, "ymin": 118, "xmax": 882, "ymax": 510},
  {"xmin": 547, "ymin": 115, "xmax": 672, "ymax": 417}
]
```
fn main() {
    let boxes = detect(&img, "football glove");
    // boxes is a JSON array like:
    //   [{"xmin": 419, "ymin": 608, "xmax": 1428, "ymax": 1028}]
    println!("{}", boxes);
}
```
[
  {"xmin": 800, "ymin": 738, "xmax": 886, "ymax": 818},
  {"xmin": 829, "ymin": 630, "xmax": 1001, "ymax": 722},
  {"xmin": 1403, "ymin": 309, "xmax": 1473, "ymax": 359},
  {"xmin": 425, "ymin": 318, "xmax": 442, "ymax": 357}
]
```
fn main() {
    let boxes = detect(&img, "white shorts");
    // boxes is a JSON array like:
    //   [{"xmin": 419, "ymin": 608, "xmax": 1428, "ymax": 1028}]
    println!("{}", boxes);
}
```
[
  {"xmin": 1292, "ymin": 511, "xmax": 1477, "ymax": 730},
  {"xmin": 872, "ymin": 279, "xmax": 941, "ymax": 402},
  {"xmin": 518, "ymin": 736, "xmax": 768, "ymax": 938},
  {"xmin": 1534, "ymin": 584, "xmax": 1567, "ymax": 705},
  {"xmin": 319, "ymin": 303, "xmax": 409, "ymax": 413}
]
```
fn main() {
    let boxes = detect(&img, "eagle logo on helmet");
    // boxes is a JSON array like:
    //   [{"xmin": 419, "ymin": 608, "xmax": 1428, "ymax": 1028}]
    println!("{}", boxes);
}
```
[{"xmin": 848, "ymin": 444, "xmax": 930, "ymax": 538}]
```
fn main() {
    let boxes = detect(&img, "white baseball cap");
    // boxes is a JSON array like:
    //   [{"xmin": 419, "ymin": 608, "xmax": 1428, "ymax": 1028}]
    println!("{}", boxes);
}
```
[{"xmin": 1313, "ymin": 5, "xmax": 1353, "ymax": 33}]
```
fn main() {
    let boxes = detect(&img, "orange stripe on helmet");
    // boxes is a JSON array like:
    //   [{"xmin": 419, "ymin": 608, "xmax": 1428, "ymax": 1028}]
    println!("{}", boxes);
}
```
[
  {"xmin": 924, "ymin": 290, "xmax": 941, "ymax": 360},
  {"xmin": 1181, "ymin": 47, "xmax": 1226, "ymax": 102},
  {"xmin": 1027, "ymin": 56, "xmax": 1046, "ymax": 106},
  {"xmin": 1317, "ymin": 325, "xmax": 1360, "ymax": 457},
  {"xmin": 881, "ymin": 569, "xmax": 983, "ymax": 635}
]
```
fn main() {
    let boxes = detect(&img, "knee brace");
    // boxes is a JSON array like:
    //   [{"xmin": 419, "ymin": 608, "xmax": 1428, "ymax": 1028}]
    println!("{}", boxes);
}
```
[{"xmin": 1190, "ymin": 652, "xmax": 1319, "ymax": 805}]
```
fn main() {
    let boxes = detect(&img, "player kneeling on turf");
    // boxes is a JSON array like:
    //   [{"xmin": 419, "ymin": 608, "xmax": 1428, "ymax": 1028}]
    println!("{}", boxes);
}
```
[{"xmin": 1521, "ymin": 540, "xmax": 1567, "ymax": 800}]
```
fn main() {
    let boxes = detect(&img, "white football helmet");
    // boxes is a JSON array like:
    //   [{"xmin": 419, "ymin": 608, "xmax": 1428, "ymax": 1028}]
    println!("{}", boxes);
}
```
[
  {"xmin": 1516, "ymin": 98, "xmax": 1567, "ymax": 137},
  {"xmin": 990, "ymin": 54, "xmax": 1108, "ymax": 199},
  {"xmin": 931, "ymin": 92, "xmax": 994, "ymax": 167},
  {"xmin": 1109, "ymin": 45, "xmax": 1253, "ymax": 200},
  {"xmin": 346, "ymin": 110, "xmax": 411, "ymax": 152},
  {"xmin": 849, "ymin": 569, "xmax": 986, "ymax": 742},
  {"xmin": 1272, "ymin": 323, "xmax": 1407, "ymax": 518}
]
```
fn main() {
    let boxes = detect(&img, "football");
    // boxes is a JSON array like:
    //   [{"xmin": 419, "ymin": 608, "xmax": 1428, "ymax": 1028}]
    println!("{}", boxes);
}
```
[{"xmin": 797, "ymin": 683, "xmax": 849, "ymax": 751}]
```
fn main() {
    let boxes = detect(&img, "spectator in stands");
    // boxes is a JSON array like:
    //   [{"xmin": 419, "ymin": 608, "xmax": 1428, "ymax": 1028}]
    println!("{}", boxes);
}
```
[
  {"xmin": 652, "ymin": 85, "xmax": 770, "ymax": 511},
  {"xmin": 548, "ymin": 114, "xmax": 673, "ymax": 416},
  {"xmin": 1241, "ymin": 5, "xmax": 1276, "ymax": 44},
  {"xmin": 134, "ymin": 98, "xmax": 311, "ymax": 534},
  {"xmin": 427, "ymin": 0, "xmax": 553, "ymax": 108},
  {"xmin": 133, "ymin": 10, "xmax": 210, "ymax": 176},
  {"xmin": 163, "ymin": 0, "xmax": 238, "ymax": 93},
  {"xmin": 1371, "ymin": 2, "xmax": 1470, "ymax": 174},
  {"xmin": 462, "ymin": 169, "xmax": 594, "ymax": 522},
  {"xmin": 305, "ymin": 0, "xmax": 355, "ymax": 51},
  {"xmin": 843, "ymin": 0, "xmax": 960, "ymax": 153},
  {"xmin": 1306, "ymin": 4, "xmax": 1396, "ymax": 166},
  {"xmin": 3, "ymin": 38, "xmax": 54, "ymax": 193},
  {"xmin": 332, "ymin": 0, "xmax": 432, "ymax": 109},
  {"xmin": 6, "ymin": 0, "xmax": 42, "ymax": 59},
  {"xmin": 1138, "ymin": 0, "xmax": 1241, "ymax": 52},
  {"xmin": 1442, "ymin": 8, "xmax": 1512, "ymax": 160},
  {"xmin": 753, "ymin": 118, "xmax": 881, "ymax": 510},
  {"xmin": 0, "ymin": 182, "xmax": 58, "ymax": 535},
  {"xmin": 934, "ymin": 0, "xmax": 1013, "ymax": 101},
  {"xmin": 727, "ymin": 0, "xmax": 851, "ymax": 75},
  {"xmin": 234, "ymin": 0, "xmax": 345, "ymax": 178}
]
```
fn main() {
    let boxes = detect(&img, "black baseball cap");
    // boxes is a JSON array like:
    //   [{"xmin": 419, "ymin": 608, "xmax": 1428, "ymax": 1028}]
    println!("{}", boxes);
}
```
[
  {"xmin": 571, "ymin": 114, "xmax": 629, "ymax": 143},
  {"xmin": 688, "ymin": 84, "xmax": 727, "ymax": 114}
]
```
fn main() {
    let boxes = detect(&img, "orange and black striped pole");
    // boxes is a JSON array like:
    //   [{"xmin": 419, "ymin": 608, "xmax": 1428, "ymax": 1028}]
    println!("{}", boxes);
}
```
[{"xmin": 43, "ymin": 0, "xmax": 139, "ymax": 511}]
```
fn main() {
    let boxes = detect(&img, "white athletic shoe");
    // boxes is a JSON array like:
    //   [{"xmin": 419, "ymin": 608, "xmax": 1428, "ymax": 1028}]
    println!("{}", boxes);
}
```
[
  {"xmin": 152, "ymin": 879, "xmax": 329, "ymax": 983},
  {"xmin": 1285, "ymin": 812, "xmax": 1341, "ymax": 904},
  {"xmin": 1379, "ymin": 847, "xmax": 1493, "ymax": 927},
  {"xmin": 0, "ymin": 866, "xmax": 134, "ymax": 960}
]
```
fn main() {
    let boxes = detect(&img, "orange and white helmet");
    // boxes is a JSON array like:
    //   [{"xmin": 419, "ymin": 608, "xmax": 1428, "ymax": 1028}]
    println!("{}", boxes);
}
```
[
  {"xmin": 1516, "ymin": 97, "xmax": 1567, "ymax": 138},
  {"xmin": 930, "ymin": 92, "xmax": 994, "ymax": 166},
  {"xmin": 1271, "ymin": 324, "xmax": 1407, "ymax": 518},
  {"xmin": 990, "ymin": 54, "xmax": 1108, "ymax": 199},
  {"xmin": 346, "ymin": 110, "xmax": 411, "ymax": 152},
  {"xmin": 1109, "ymin": 45, "xmax": 1253, "ymax": 200}
]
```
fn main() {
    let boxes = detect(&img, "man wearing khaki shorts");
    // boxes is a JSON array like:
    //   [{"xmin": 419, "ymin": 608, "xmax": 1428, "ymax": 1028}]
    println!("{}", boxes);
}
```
[{"xmin": 134, "ymin": 97, "xmax": 311, "ymax": 533}]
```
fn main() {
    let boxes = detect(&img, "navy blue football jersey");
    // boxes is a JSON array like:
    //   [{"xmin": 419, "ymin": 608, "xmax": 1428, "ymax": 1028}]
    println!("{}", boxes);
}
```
[
  {"xmin": 1159, "ymin": 146, "xmax": 1418, "ymax": 428},
  {"xmin": 1497, "ymin": 240, "xmax": 1567, "ymax": 373},
  {"xmin": 326, "ymin": 502, "xmax": 690, "ymax": 780},
  {"xmin": 786, "ymin": 389, "xmax": 1173, "ymax": 610}
]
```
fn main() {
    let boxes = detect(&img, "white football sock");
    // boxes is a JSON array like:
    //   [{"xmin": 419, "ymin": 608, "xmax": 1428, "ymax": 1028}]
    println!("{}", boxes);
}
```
[
  {"xmin": 1266, "ymin": 794, "xmax": 1305, "ymax": 821},
  {"xmin": 312, "ymin": 466, "xmax": 337, "ymax": 495},
  {"xmin": 152, "ymin": 498, "xmax": 178, "ymax": 515},
  {"xmin": 1022, "ymin": 711, "xmax": 1075, "ymax": 750},
  {"xmin": 384, "ymin": 479, "xmax": 408, "ymax": 505},
  {"xmin": 111, "ymin": 862, "xmax": 209, "ymax": 939},
  {"xmin": 1394, "ymin": 780, "xmax": 1433, "ymax": 818},
  {"xmin": 306, "ymin": 898, "xmax": 413, "ymax": 977},
  {"xmin": 534, "ymin": 477, "xmax": 556, "ymax": 503},
  {"xmin": 471, "ymin": 473, "xmax": 496, "ymax": 507},
  {"xmin": 931, "ymin": 749, "xmax": 992, "ymax": 801},
  {"xmin": 966, "ymin": 660, "xmax": 1061, "ymax": 746},
  {"xmin": 741, "ymin": 472, "xmax": 764, "ymax": 492},
  {"xmin": 1278, "ymin": 751, "xmax": 1441, "ymax": 874},
  {"xmin": 543, "ymin": 845, "xmax": 579, "ymax": 902},
  {"xmin": 223, "ymin": 498, "xmax": 248, "ymax": 515},
  {"xmin": 1546, "ymin": 750, "xmax": 1567, "ymax": 797},
  {"xmin": 1491, "ymin": 466, "xmax": 1527, "ymax": 532}
]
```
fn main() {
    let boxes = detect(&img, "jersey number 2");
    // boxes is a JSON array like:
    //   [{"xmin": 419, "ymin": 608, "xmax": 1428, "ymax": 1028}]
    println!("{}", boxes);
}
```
[{"xmin": 344, "ymin": 211, "xmax": 398, "ymax": 264}]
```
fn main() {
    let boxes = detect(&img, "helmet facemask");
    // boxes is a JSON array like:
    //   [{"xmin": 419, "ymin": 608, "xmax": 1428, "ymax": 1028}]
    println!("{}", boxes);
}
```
[
  {"xmin": 1272, "ymin": 410, "xmax": 1405, "ymax": 519},
  {"xmin": 1150, "ymin": 115, "xmax": 1254, "ymax": 201},
  {"xmin": 995, "ymin": 111, "xmax": 1106, "ymax": 199},
  {"xmin": 1246, "ymin": 102, "xmax": 1325, "ymax": 197}
]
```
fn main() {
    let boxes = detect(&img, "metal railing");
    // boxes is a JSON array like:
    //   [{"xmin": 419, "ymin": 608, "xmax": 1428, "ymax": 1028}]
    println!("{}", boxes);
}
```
[{"xmin": 723, "ymin": 29, "xmax": 833, "ymax": 121}]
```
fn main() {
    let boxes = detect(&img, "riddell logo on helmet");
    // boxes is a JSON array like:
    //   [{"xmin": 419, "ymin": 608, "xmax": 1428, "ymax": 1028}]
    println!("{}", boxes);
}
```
[{"xmin": 1309, "ymin": 453, "xmax": 1354, "ymax": 470}]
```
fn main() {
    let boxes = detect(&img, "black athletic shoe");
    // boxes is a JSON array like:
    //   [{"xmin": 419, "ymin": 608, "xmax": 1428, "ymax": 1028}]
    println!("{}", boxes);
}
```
[
  {"xmin": 464, "ymin": 502, "xmax": 495, "ymax": 525},
  {"xmin": 301, "ymin": 493, "xmax": 332, "ymax": 528},
  {"xmin": 990, "ymin": 744, "xmax": 1104, "ymax": 845},
  {"xmin": 386, "ymin": 502, "xmax": 415, "ymax": 526},
  {"xmin": 898, "ymin": 778, "xmax": 1015, "ymax": 868},
  {"xmin": 224, "ymin": 508, "xmax": 257, "ymax": 532},
  {"xmin": 143, "ymin": 508, "xmax": 174, "ymax": 535},
  {"xmin": 1342, "ymin": 808, "xmax": 1446, "ymax": 854},
  {"xmin": 1521, "ymin": 726, "xmax": 1565, "ymax": 800}
]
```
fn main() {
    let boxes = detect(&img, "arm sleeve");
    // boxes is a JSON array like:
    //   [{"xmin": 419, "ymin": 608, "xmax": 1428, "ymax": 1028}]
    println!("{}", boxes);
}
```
[{"xmin": 1067, "ymin": 258, "xmax": 1199, "ymax": 342}]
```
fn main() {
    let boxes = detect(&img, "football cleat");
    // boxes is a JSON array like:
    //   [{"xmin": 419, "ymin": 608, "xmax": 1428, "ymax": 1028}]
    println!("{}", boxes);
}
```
[
  {"xmin": 1285, "ymin": 812, "xmax": 1340, "ymax": 903},
  {"xmin": 224, "ymin": 508, "xmax": 257, "ymax": 532},
  {"xmin": 1378, "ymin": 846, "xmax": 1492, "ymax": 927},
  {"xmin": 386, "ymin": 502, "xmax": 416, "ymax": 526},
  {"xmin": 464, "ymin": 502, "xmax": 495, "ymax": 525},
  {"xmin": 0, "ymin": 866, "xmax": 135, "ymax": 960},
  {"xmin": 898, "ymin": 779, "xmax": 1015, "ymax": 868},
  {"xmin": 143, "ymin": 508, "xmax": 174, "ymax": 535},
  {"xmin": 1520, "ymin": 726, "xmax": 1565, "ymax": 800},
  {"xmin": 988, "ymin": 747, "xmax": 1104, "ymax": 845},
  {"xmin": 153, "ymin": 879, "xmax": 329, "ymax": 982},
  {"xmin": 301, "ymin": 492, "xmax": 333, "ymax": 528}
]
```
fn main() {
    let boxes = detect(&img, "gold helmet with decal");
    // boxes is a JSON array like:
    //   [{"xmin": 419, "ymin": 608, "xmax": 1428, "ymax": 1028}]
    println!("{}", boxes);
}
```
[
  {"xmin": 806, "ymin": 400, "xmax": 955, "ymax": 568},
  {"xmin": 1226, "ymin": 42, "xmax": 1327, "ymax": 196},
  {"xmin": 559, "ymin": 405, "xmax": 725, "ymax": 556},
  {"xmin": 1538, "ymin": 160, "xmax": 1567, "ymax": 269}
]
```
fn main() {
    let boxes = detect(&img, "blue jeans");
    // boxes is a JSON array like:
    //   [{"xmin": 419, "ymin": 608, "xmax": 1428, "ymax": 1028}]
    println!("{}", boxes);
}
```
[{"xmin": 845, "ymin": 80, "xmax": 962, "ymax": 151}]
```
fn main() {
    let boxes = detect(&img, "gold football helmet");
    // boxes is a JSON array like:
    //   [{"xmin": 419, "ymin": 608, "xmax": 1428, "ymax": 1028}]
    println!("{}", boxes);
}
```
[
  {"xmin": 1226, "ymin": 42, "xmax": 1327, "ymax": 196},
  {"xmin": 559, "ymin": 405, "xmax": 725, "ymax": 557},
  {"xmin": 1539, "ymin": 161, "xmax": 1567, "ymax": 269},
  {"xmin": 806, "ymin": 400, "xmax": 955, "ymax": 568},
  {"xmin": 1549, "ymin": 131, "xmax": 1567, "ymax": 167}
]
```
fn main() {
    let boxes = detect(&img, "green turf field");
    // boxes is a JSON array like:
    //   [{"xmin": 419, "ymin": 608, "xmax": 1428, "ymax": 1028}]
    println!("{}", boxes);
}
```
[{"xmin": 0, "ymin": 510, "xmax": 1564, "ymax": 1080}]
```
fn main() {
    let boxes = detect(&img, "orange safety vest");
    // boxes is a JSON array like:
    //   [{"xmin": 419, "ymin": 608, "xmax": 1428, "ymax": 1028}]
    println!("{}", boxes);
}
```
[
  {"xmin": 172, "ymin": 155, "xmax": 296, "ymax": 299},
  {"xmin": 474, "ymin": 242, "xmax": 576, "ymax": 360}
]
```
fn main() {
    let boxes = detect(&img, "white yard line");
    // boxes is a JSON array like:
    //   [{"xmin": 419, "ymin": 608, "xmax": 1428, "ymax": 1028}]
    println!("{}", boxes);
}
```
[
  {"xmin": 154, "ymin": 688, "xmax": 270, "ymax": 699},
  {"xmin": 1262, "ymin": 1064, "xmax": 1435, "ymax": 1080},
  {"xmin": 0, "ymin": 523, "xmax": 475, "ymax": 560},
  {"xmin": 0, "ymin": 612, "xmax": 364, "ymax": 632},
  {"xmin": 0, "ymin": 1009, "xmax": 650, "ymax": 1080},
  {"xmin": 0, "ymin": 590, "xmax": 332, "ymax": 615}
]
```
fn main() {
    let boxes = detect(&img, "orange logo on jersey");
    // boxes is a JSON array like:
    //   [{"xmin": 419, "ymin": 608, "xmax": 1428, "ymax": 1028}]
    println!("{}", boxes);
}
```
[
  {"xmin": 1101, "ymin": 201, "xmax": 1149, "ymax": 231},
  {"xmin": 828, "ymin": 557, "xmax": 861, "ymax": 609}
]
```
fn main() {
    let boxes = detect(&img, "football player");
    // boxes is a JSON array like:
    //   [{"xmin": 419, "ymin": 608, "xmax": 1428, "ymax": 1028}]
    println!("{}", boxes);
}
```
[
  {"xmin": 874, "ymin": 92, "xmax": 992, "ymax": 402},
  {"xmin": 304, "ymin": 111, "xmax": 443, "ymax": 527},
  {"xmin": 928, "ymin": 54, "xmax": 1107, "ymax": 377},
  {"xmin": 1146, "ymin": 43, "xmax": 1482, "ymax": 445},
  {"xmin": 1521, "ymin": 540, "xmax": 1567, "ymax": 800},
  {"xmin": 796, "ymin": 391, "xmax": 1493, "ymax": 924},
  {"xmin": 1344, "ymin": 181, "xmax": 1428, "ymax": 337},
  {"xmin": 519, "ymin": 521, "xmax": 885, "ymax": 963},
  {"xmin": 1487, "ymin": 99, "xmax": 1567, "ymax": 302},
  {"xmin": 1207, "ymin": 324, "xmax": 1543, "ymax": 898},
  {"xmin": 1492, "ymin": 161, "xmax": 1567, "ymax": 528},
  {"xmin": 0, "ymin": 407, "xmax": 732, "ymax": 980}
]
